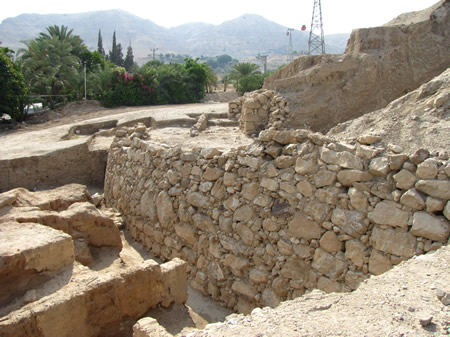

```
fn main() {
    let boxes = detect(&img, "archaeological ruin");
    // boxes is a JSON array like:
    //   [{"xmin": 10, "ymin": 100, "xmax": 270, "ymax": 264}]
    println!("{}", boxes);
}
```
[{"xmin": 0, "ymin": 1, "xmax": 449, "ymax": 336}]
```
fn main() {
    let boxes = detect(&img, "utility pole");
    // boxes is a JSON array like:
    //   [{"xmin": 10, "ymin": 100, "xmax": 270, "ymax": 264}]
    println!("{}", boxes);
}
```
[
  {"xmin": 150, "ymin": 48, "xmax": 158, "ymax": 60},
  {"xmin": 83, "ymin": 61, "xmax": 87, "ymax": 100},
  {"xmin": 257, "ymin": 54, "xmax": 268, "ymax": 73},
  {"xmin": 287, "ymin": 28, "xmax": 294, "ymax": 62},
  {"xmin": 308, "ymin": 0, "xmax": 326, "ymax": 55}
]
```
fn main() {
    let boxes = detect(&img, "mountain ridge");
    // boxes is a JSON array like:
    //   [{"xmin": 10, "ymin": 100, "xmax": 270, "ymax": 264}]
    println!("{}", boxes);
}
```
[{"xmin": 0, "ymin": 9, "xmax": 349, "ymax": 63}]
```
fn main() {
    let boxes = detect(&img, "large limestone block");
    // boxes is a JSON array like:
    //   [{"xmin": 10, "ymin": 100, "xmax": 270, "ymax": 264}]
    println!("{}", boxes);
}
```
[
  {"xmin": 369, "ymin": 226, "xmax": 416, "ymax": 257},
  {"xmin": 411, "ymin": 212, "xmax": 450, "ymax": 242},
  {"xmin": 133, "ymin": 317, "xmax": 172, "ymax": 337},
  {"xmin": 156, "ymin": 191, "xmax": 176, "ymax": 227},
  {"xmin": 320, "ymin": 148, "xmax": 364, "ymax": 170},
  {"xmin": 400, "ymin": 188, "xmax": 426, "ymax": 210},
  {"xmin": 260, "ymin": 178, "xmax": 279, "ymax": 192},
  {"xmin": 303, "ymin": 200, "xmax": 330, "ymax": 223},
  {"xmin": 345, "ymin": 270, "xmax": 369, "ymax": 290},
  {"xmin": 331, "ymin": 208, "xmax": 367, "ymax": 238},
  {"xmin": 416, "ymin": 158, "xmax": 439, "ymax": 179},
  {"xmin": 160, "ymin": 258, "xmax": 188, "ymax": 306},
  {"xmin": 368, "ymin": 201, "xmax": 409, "ymax": 228},
  {"xmin": 249, "ymin": 268, "xmax": 270, "ymax": 284},
  {"xmin": 232, "ymin": 280, "xmax": 257, "ymax": 301},
  {"xmin": 369, "ymin": 157, "xmax": 390, "ymax": 177},
  {"xmin": 203, "ymin": 167, "xmax": 224, "ymax": 181},
  {"xmin": 445, "ymin": 201, "xmax": 450, "ymax": 221},
  {"xmin": 241, "ymin": 182, "xmax": 260, "ymax": 201},
  {"xmin": 314, "ymin": 169, "xmax": 337, "ymax": 188},
  {"xmin": 140, "ymin": 190, "xmax": 157, "ymax": 222},
  {"xmin": 317, "ymin": 276, "xmax": 347, "ymax": 293},
  {"xmin": 368, "ymin": 250, "xmax": 392, "ymax": 276},
  {"xmin": 186, "ymin": 192, "xmax": 211, "ymax": 209},
  {"xmin": 275, "ymin": 155, "xmax": 295, "ymax": 169},
  {"xmin": 234, "ymin": 204, "xmax": 256, "ymax": 223},
  {"xmin": 261, "ymin": 288, "xmax": 281, "ymax": 308},
  {"xmin": 295, "ymin": 158, "xmax": 317, "ymax": 175},
  {"xmin": 280, "ymin": 258, "xmax": 311, "ymax": 281},
  {"xmin": 0, "ymin": 222, "xmax": 74, "ymax": 306},
  {"xmin": 393, "ymin": 169, "xmax": 417, "ymax": 190},
  {"xmin": 348, "ymin": 187, "xmax": 369, "ymax": 211},
  {"xmin": 312, "ymin": 248, "xmax": 347, "ymax": 280},
  {"xmin": 61, "ymin": 202, "xmax": 122, "ymax": 248},
  {"xmin": 319, "ymin": 231, "xmax": 344, "ymax": 253},
  {"xmin": 337, "ymin": 169, "xmax": 373, "ymax": 186},
  {"xmin": 345, "ymin": 239, "xmax": 366, "ymax": 267},
  {"xmin": 415, "ymin": 180, "xmax": 450, "ymax": 200},
  {"xmin": 236, "ymin": 223, "xmax": 254, "ymax": 246},
  {"xmin": 0, "ymin": 184, "xmax": 91, "ymax": 211},
  {"xmin": 288, "ymin": 213, "xmax": 322, "ymax": 240},
  {"xmin": 192, "ymin": 213, "xmax": 215, "ymax": 233},
  {"xmin": 208, "ymin": 261, "xmax": 225, "ymax": 281},
  {"xmin": 174, "ymin": 223, "xmax": 197, "ymax": 246},
  {"xmin": 223, "ymin": 254, "xmax": 250, "ymax": 272}
]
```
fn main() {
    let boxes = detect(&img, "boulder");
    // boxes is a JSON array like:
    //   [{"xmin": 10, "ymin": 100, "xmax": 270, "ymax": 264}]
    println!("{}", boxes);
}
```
[{"xmin": 411, "ymin": 212, "xmax": 450, "ymax": 242}]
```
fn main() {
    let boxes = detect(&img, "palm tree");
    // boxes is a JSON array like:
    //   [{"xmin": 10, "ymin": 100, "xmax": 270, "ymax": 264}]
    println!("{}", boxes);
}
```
[
  {"xmin": 229, "ymin": 62, "xmax": 260, "ymax": 92},
  {"xmin": 19, "ymin": 26, "xmax": 80, "ymax": 108}
]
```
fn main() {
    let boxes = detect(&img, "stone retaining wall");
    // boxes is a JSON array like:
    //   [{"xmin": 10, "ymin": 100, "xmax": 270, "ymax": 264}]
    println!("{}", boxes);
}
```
[{"xmin": 104, "ymin": 124, "xmax": 449, "ymax": 313}]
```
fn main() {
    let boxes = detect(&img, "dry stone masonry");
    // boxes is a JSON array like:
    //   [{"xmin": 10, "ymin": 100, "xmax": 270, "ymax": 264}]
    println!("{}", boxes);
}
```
[
  {"xmin": 104, "ymin": 122, "xmax": 450, "ymax": 314},
  {"xmin": 229, "ymin": 89, "xmax": 289, "ymax": 135}
]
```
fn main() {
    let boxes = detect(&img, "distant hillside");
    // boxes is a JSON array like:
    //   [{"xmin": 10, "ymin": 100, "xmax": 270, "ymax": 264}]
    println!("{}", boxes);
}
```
[{"xmin": 0, "ymin": 9, "xmax": 349, "ymax": 64}]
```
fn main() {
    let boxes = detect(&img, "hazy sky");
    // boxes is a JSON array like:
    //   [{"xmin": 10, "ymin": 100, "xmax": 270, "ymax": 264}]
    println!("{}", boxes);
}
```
[{"xmin": 0, "ymin": 0, "xmax": 439, "ymax": 34}]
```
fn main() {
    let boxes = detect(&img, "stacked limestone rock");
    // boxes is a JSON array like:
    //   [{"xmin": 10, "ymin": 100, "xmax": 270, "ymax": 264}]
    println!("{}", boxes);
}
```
[
  {"xmin": 105, "ymin": 123, "xmax": 449, "ymax": 314},
  {"xmin": 228, "ymin": 90, "xmax": 290, "ymax": 135}
]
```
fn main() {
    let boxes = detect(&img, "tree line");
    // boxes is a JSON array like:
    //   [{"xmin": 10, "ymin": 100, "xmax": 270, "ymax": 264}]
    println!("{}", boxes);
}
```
[{"xmin": 1, "ymin": 25, "xmax": 268, "ymax": 121}]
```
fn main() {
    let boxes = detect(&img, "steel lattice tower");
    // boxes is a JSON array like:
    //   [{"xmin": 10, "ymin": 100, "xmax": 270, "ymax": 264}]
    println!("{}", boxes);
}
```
[
  {"xmin": 308, "ymin": 0, "xmax": 326, "ymax": 55},
  {"xmin": 287, "ymin": 28, "xmax": 294, "ymax": 62}
]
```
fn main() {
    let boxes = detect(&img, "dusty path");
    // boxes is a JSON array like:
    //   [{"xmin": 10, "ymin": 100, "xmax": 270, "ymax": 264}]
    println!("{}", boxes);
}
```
[{"xmin": 0, "ymin": 102, "xmax": 231, "ymax": 160}]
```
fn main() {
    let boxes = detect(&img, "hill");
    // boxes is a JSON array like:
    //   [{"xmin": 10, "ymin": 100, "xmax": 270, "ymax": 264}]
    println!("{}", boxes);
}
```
[{"xmin": 0, "ymin": 10, "xmax": 349, "ymax": 63}]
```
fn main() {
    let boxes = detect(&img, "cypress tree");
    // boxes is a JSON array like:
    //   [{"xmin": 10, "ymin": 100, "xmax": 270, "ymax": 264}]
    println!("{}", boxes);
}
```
[
  {"xmin": 108, "ymin": 31, "xmax": 117, "ymax": 64},
  {"xmin": 116, "ymin": 43, "xmax": 124, "ymax": 67},
  {"xmin": 108, "ymin": 31, "xmax": 124, "ymax": 66},
  {"xmin": 97, "ymin": 30, "xmax": 105, "ymax": 56},
  {"xmin": 124, "ymin": 44, "xmax": 134, "ymax": 71}
]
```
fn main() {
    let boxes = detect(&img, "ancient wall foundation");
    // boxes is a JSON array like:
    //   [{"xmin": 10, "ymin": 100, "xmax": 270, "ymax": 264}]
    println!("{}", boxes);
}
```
[
  {"xmin": 0, "ymin": 141, "xmax": 107, "ymax": 193},
  {"xmin": 104, "ymin": 123, "xmax": 450, "ymax": 313}
]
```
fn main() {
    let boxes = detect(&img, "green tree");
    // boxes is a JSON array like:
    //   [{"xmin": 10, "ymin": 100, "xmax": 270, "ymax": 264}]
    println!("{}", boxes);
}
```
[
  {"xmin": 97, "ymin": 30, "xmax": 105, "ymax": 56},
  {"xmin": 124, "ymin": 44, "xmax": 134, "ymax": 72},
  {"xmin": 238, "ymin": 73, "xmax": 265, "ymax": 94},
  {"xmin": 0, "ymin": 47, "xmax": 28, "ymax": 120},
  {"xmin": 205, "ymin": 64, "xmax": 218, "ymax": 93},
  {"xmin": 108, "ymin": 31, "xmax": 123, "ymax": 66},
  {"xmin": 184, "ymin": 57, "xmax": 208, "ymax": 101},
  {"xmin": 229, "ymin": 62, "xmax": 260, "ymax": 92},
  {"xmin": 20, "ymin": 25, "xmax": 82, "ymax": 108},
  {"xmin": 217, "ymin": 54, "xmax": 232, "ymax": 67}
]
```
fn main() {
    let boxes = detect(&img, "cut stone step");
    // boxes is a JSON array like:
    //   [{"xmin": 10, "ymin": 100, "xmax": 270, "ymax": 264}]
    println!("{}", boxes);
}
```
[
  {"xmin": 0, "ymin": 258, "xmax": 187, "ymax": 337},
  {"xmin": 0, "ymin": 221, "xmax": 74, "ymax": 306}
]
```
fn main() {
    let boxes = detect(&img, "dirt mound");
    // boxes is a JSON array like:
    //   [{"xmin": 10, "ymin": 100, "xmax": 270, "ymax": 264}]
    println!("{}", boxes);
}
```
[
  {"xmin": 201, "ymin": 92, "xmax": 240, "ymax": 103},
  {"xmin": 263, "ymin": 0, "xmax": 450, "ymax": 133},
  {"xmin": 27, "ymin": 100, "xmax": 105, "ymax": 124},
  {"xmin": 327, "ymin": 68, "xmax": 450, "ymax": 155}
]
